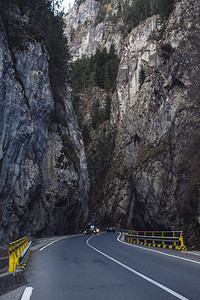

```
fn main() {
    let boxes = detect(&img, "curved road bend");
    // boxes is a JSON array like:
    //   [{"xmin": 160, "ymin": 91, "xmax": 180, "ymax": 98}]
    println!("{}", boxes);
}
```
[{"xmin": 24, "ymin": 233, "xmax": 200, "ymax": 300}]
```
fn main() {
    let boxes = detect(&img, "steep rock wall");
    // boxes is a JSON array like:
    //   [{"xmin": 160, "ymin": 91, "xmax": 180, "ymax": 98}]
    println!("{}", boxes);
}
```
[
  {"xmin": 0, "ymin": 6, "xmax": 89, "ymax": 243},
  {"xmin": 64, "ymin": 0, "xmax": 123, "ymax": 60},
  {"xmin": 65, "ymin": 0, "xmax": 200, "ymax": 247},
  {"xmin": 104, "ymin": 0, "xmax": 200, "ymax": 247}
]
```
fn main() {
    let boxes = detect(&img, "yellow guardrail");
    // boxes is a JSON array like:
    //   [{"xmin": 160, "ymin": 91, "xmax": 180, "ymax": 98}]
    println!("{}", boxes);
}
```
[
  {"xmin": 8, "ymin": 236, "xmax": 31, "ymax": 272},
  {"xmin": 122, "ymin": 230, "xmax": 187, "ymax": 251}
]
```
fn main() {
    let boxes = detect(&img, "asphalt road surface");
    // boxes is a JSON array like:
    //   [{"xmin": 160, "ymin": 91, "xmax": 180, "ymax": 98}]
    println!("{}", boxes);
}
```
[{"xmin": 24, "ymin": 232, "xmax": 200, "ymax": 300}]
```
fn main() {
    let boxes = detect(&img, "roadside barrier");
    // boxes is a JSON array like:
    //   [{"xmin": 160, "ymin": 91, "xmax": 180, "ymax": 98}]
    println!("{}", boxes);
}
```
[
  {"xmin": 8, "ymin": 236, "xmax": 32, "ymax": 272},
  {"xmin": 121, "ymin": 230, "xmax": 187, "ymax": 251}
]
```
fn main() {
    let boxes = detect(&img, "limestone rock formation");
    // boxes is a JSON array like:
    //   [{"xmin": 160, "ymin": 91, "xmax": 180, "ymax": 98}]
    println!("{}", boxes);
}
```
[
  {"xmin": 65, "ymin": 0, "xmax": 200, "ymax": 248},
  {"xmin": 64, "ymin": 0, "xmax": 123, "ymax": 60},
  {"xmin": 0, "ymin": 3, "xmax": 89, "ymax": 243},
  {"xmin": 0, "ymin": 0, "xmax": 199, "ymax": 249}
]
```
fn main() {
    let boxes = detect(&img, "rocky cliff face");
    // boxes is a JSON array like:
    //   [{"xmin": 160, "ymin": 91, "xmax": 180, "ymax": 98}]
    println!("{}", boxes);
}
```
[
  {"xmin": 65, "ymin": 0, "xmax": 200, "ymax": 248},
  {"xmin": 0, "ymin": 3, "xmax": 89, "ymax": 243},
  {"xmin": 64, "ymin": 0, "xmax": 123, "ymax": 60},
  {"xmin": 109, "ymin": 0, "xmax": 200, "ymax": 244}
]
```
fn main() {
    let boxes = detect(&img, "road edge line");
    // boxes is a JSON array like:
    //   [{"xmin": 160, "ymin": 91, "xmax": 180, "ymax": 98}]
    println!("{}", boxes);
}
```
[
  {"xmin": 117, "ymin": 233, "xmax": 200, "ymax": 265},
  {"xmin": 39, "ymin": 234, "xmax": 83, "ymax": 251},
  {"xmin": 21, "ymin": 287, "xmax": 33, "ymax": 300}
]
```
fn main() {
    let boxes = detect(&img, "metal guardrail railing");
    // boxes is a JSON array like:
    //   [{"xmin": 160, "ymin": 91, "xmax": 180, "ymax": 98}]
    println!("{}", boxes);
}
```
[
  {"xmin": 8, "ymin": 236, "xmax": 32, "ymax": 272},
  {"xmin": 121, "ymin": 230, "xmax": 187, "ymax": 251}
]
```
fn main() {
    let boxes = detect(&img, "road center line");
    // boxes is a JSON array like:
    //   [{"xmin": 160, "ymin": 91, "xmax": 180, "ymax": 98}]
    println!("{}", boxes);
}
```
[
  {"xmin": 86, "ymin": 236, "xmax": 188, "ymax": 300},
  {"xmin": 117, "ymin": 233, "xmax": 200, "ymax": 265},
  {"xmin": 21, "ymin": 287, "xmax": 33, "ymax": 300}
]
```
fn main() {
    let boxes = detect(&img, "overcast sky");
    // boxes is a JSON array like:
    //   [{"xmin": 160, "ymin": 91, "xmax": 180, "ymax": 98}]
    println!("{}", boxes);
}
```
[{"xmin": 61, "ymin": 0, "xmax": 75, "ymax": 12}]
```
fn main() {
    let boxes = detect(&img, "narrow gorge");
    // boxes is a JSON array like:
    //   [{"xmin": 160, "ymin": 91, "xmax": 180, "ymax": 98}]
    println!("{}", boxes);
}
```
[{"xmin": 0, "ymin": 0, "xmax": 199, "ymax": 249}]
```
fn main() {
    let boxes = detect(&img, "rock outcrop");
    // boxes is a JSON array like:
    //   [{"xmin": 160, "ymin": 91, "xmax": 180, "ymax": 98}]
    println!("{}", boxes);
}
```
[
  {"xmin": 65, "ymin": 0, "xmax": 200, "ymax": 248},
  {"xmin": 0, "ymin": 3, "xmax": 89, "ymax": 243},
  {"xmin": 64, "ymin": 0, "xmax": 123, "ymax": 60},
  {"xmin": 0, "ymin": 0, "xmax": 199, "ymax": 249}
]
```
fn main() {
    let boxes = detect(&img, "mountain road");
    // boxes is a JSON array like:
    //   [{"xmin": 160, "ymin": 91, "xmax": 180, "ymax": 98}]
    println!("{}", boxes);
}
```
[{"xmin": 22, "ymin": 232, "xmax": 200, "ymax": 299}]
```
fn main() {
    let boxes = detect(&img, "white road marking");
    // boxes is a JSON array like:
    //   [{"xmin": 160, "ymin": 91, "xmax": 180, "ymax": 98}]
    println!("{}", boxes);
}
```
[
  {"xmin": 117, "ymin": 233, "xmax": 200, "ymax": 265},
  {"xmin": 39, "ymin": 234, "xmax": 82, "ymax": 251},
  {"xmin": 86, "ymin": 236, "xmax": 188, "ymax": 300},
  {"xmin": 21, "ymin": 287, "xmax": 33, "ymax": 300},
  {"xmin": 39, "ymin": 238, "xmax": 64, "ymax": 251}
]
